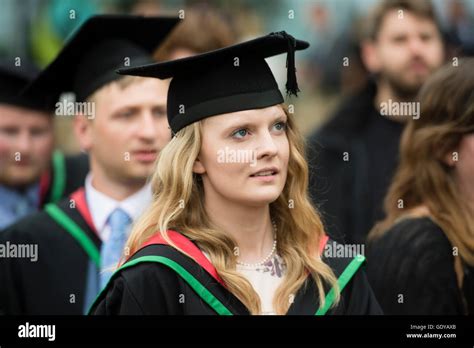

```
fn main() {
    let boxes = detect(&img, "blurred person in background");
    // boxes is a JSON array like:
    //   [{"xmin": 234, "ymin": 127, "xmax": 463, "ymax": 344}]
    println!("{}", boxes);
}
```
[
  {"xmin": 0, "ymin": 60, "xmax": 88, "ymax": 230},
  {"xmin": 444, "ymin": 0, "xmax": 474, "ymax": 55},
  {"xmin": 367, "ymin": 58, "xmax": 474, "ymax": 315},
  {"xmin": 307, "ymin": 0, "xmax": 445, "ymax": 245}
]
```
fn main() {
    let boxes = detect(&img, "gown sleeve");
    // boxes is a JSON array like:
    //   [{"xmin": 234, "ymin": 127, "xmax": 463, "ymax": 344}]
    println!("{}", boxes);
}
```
[
  {"xmin": 91, "ymin": 275, "xmax": 145, "ymax": 315},
  {"xmin": 0, "ymin": 226, "xmax": 27, "ymax": 315},
  {"xmin": 90, "ymin": 262, "xmax": 185, "ymax": 315},
  {"xmin": 338, "ymin": 266, "xmax": 384, "ymax": 315},
  {"xmin": 366, "ymin": 218, "xmax": 464, "ymax": 315}
]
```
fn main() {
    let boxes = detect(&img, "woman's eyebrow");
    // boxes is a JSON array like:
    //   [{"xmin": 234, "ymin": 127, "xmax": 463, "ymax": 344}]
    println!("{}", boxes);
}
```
[
  {"xmin": 221, "ymin": 113, "xmax": 287, "ymax": 134},
  {"xmin": 222, "ymin": 122, "xmax": 253, "ymax": 134},
  {"xmin": 274, "ymin": 113, "xmax": 287, "ymax": 121}
]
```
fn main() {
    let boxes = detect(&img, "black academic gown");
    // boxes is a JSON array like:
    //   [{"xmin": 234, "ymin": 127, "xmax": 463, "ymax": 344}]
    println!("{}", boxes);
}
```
[
  {"xmin": 367, "ymin": 217, "xmax": 473, "ymax": 315},
  {"xmin": 306, "ymin": 81, "xmax": 403, "ymax": 246},
  {"xmin": 90, "ymin": 235, "xmax": 382, "ymax": 315},
  {"xmin": 39, "ymin": 151, "xmax": 89, "ymax": 207},
  {"xmin": 0, "ymin": 188, "xmax": 101, "ymax": 315}
]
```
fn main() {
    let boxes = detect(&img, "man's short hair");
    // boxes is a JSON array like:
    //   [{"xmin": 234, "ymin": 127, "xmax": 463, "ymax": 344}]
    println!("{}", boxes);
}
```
[
  {"xmin": 364, "ymin": 0, "xmax": 442, "ymax": 40},
  {"xmin": 85, "ymin": 75, "xmax": 149, "ymax": 104}
]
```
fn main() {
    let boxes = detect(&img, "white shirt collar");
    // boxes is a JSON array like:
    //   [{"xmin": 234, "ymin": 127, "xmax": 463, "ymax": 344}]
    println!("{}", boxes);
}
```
[{"xmin": 84, "ymin": 173, "xmax": 152, "ymax": 236}]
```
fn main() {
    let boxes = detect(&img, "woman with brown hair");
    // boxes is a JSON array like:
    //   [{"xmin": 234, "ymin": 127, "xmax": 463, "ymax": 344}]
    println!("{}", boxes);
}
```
[
  {"xmin": 367, "ymin": 58, "xmax": 474, "ymax": 315},
  {"xmin": 89, "ymin": 32, "xmax": 381, "ymax": 315}
]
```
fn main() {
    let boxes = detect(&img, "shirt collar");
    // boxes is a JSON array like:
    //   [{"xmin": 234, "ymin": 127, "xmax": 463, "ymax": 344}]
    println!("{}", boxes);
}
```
[
  {"xmin": 0, "ymin": 183, "xmax": 40, "ymax": 229},
  {"xmin": 84, "ymin": 173, "xmax": 152, "ymax": 232}
]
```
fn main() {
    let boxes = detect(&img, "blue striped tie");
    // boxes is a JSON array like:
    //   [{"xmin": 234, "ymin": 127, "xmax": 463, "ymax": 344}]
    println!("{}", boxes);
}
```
[{"xmin": 100, "ymin": 208, "xmax": 131, "ymax": 290}]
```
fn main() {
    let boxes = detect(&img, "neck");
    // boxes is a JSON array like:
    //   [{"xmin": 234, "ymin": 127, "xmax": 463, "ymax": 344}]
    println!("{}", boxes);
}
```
[
  {"xmin": 375, "ymin": 80, "xmax": 416, "ymax": 124},
  {"xmin": 0, "ymin": 182, "xmax": 34, "ymax": 193},
  {"xmin": 204, "ymin": 194, "xmax": 275, "ymax": 264},
  {"xmin": 89, "ymin": 160, "xmax": 146, "ymax": 201}
]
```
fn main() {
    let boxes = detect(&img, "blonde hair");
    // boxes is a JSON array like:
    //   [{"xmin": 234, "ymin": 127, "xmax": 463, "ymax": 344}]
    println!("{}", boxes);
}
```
[
  {"xmin": 125, "ymin": 105, "xmax": 340, "ymax": 314},
  {"xmin": 369, "ymin": 59, "xmax": 474, "ymax": 266}
]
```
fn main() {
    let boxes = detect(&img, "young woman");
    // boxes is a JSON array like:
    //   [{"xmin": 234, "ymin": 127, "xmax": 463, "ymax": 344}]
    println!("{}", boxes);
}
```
[
  {"xmin": 89, "ymin": 32, "xmax": 382, "ymax": 315},
  {"xmin": 367, "ymin": 58, "xmax": 474, "ymax": 315}
]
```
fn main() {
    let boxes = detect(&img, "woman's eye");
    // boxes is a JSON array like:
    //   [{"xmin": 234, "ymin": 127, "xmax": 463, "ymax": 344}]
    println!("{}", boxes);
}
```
[
  {"xmin": 232, "ymin": 129, "xmax": 248, "ymax": 139},
  {"xmin": 273, "ymin": 121, "xmax": 287, "ymax": 132}
]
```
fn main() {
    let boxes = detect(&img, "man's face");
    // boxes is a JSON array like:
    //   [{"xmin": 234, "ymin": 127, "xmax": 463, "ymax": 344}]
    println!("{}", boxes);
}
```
[
  {"xmin": 76, "ymin": 77, "xmax": 170, "ymax": 185},
  {"xmin": 0, "ymin": 104, "xmax": 54, "ymax": 187},
  {"xmin": 368, "ymin": 10, "xmax": 445, "ymax": 97}
]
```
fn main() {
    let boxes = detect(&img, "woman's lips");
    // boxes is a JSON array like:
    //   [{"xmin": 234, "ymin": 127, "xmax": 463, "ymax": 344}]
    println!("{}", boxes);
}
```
[{"xmin": 249, "ymin": 171, "xmax": 278, "ymax": 182}]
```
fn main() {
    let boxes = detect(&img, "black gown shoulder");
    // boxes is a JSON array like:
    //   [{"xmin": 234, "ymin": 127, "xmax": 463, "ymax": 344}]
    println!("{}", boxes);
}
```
[
  {"xmin": 91, "ymin": 259, "xmax": 186, "ymax": 315},
  {"xmin": 63, "ymin": 153, "xmax": 89, "ymax": 194},
  {"xmin": 0, "ymin": 195, "xmax": 100, "ymax": 314},
  {"xmin": 90, "ymin": 238, "xmax": 382, "ymax": 315},
  {"xmin": 366, "ymin": 217, "xmax": 466, "ymax": 314},
  {"xmin": 41, "ymin": 152, "xmax": 89, "ymax": 206}
]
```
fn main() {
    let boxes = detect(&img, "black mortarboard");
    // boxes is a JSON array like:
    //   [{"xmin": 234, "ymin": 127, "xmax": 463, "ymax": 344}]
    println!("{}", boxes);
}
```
[
  {"xmin": 0, "ymin": 60, "xmax": 48, "ymax": 111},
  {"xmin": 117, "ymin": 31, "xmax": 309, "ymax": 134},
  {"xmin": 23, "ymin": 15, "xmax": 180, "ymax": 110}
]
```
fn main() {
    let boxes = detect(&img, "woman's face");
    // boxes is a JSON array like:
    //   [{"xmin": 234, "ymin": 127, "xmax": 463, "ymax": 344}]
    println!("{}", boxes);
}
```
[{"xmin": 193, "ymin": 105, "xmax": 289, "ymax": 207}]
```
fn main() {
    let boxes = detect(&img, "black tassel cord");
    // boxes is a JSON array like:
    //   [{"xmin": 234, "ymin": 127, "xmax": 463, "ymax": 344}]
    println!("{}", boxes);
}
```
[{"xmin": 270, "ymin": 31, "xmax": 301, "ymax": 97}]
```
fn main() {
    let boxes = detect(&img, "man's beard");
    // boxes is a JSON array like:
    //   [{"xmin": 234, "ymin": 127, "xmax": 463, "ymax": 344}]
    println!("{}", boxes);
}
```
[
  {"xmin": 383, "ymin": 71, "xmax": 425, "ymax": 100},
  {"xmin": 381, "ymin": 57, "xmax": 436, "ymax": 100}
]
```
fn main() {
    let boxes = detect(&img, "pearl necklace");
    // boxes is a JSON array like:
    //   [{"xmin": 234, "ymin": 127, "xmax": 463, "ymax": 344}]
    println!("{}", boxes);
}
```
[{"xmin": 236, "ymin": 219, "xmax": 278, "ymax": 268}]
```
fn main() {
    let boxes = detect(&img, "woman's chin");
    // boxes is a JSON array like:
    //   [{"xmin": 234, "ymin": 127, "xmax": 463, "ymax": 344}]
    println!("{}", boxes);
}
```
[{"xmin": 239, "ymin": 191, "xmax": 282, "ymax": 206}]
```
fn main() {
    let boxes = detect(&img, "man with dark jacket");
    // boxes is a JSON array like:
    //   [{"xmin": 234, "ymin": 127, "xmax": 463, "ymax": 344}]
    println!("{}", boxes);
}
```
[{"xmin": 307, "ymin": 0, "xmax": 445, "ymax": 245}]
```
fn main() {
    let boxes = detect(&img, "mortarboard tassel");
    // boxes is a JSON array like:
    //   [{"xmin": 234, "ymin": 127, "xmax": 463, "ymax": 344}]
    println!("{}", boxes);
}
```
[{"xmin": 272, "ymin": 31, "xmax": 300, "ymax": 97}]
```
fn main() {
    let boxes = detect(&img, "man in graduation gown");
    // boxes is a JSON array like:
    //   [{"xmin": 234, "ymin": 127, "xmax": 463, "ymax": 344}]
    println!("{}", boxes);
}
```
[
  {"xmin": 0, "ymin": 61, "xmax": 88, "ymax": 230},
  {"xmin": 90, "ymin": 31, "xmax": 382, "ymax": 316},
  {"xmin": 0, "ymin": 15, "xmax": 180, "ymax": 315}
]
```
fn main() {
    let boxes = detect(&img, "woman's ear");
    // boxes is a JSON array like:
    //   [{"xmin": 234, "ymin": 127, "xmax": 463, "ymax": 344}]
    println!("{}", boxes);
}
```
[{"xmin": 193, "ymin": 156, "xmax": 206, "ymax": 174}]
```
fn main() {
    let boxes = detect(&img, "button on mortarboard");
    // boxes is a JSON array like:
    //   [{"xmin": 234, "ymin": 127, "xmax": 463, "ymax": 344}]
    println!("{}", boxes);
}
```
[{"xmin": 117, "ymin": 31, "xmax": 309, "ymax": 134}]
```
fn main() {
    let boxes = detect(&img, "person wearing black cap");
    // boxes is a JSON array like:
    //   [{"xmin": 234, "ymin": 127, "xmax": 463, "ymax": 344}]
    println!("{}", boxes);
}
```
[
  {"xmin": 0, "ymin": 15, "xmax": 179, "ymax": 315},
  {"xmin": 0, "ymin": 60, "xmax": 88, "ymax": 230},
  {"xmin": 90, "ymin": 32, "xmax": 382, "ymax": 315}
]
